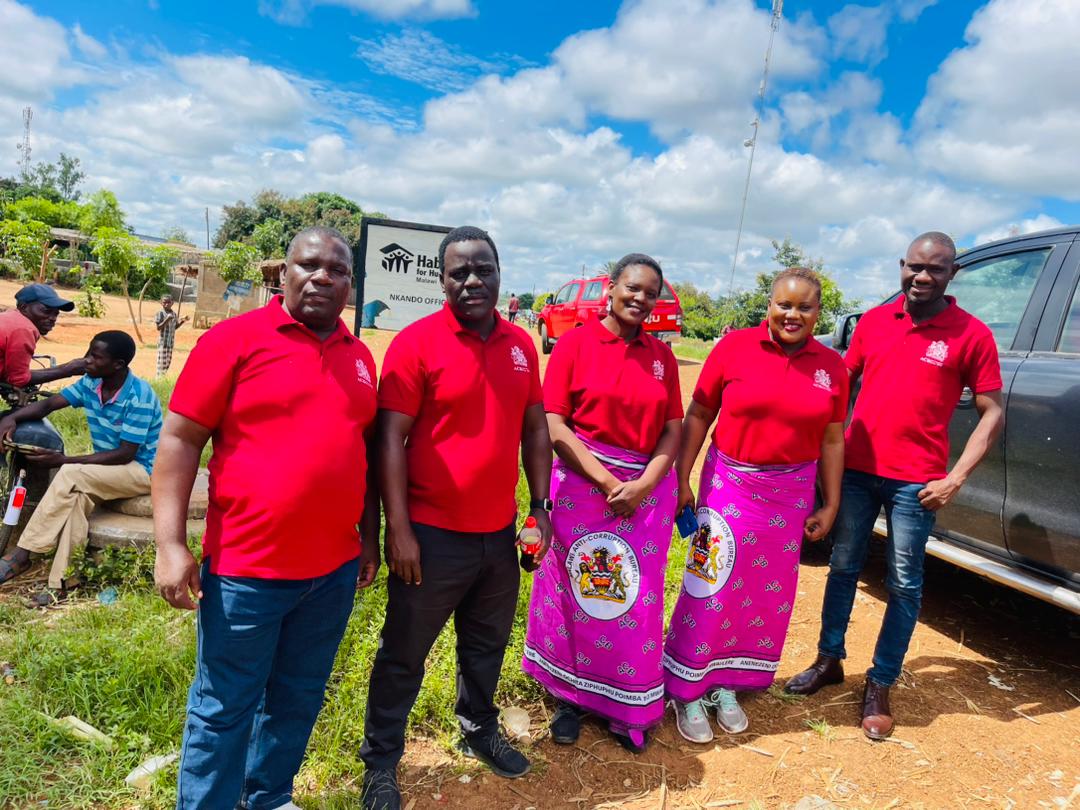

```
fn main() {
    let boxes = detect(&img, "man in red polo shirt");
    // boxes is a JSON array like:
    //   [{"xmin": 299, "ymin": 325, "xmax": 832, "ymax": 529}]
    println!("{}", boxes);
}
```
[
  {"xmin": 785, "ymin": 232, "xmax": 1004, "ymax": 741},
  {"xmin": 0, "ymin": 283, "xmax": 86, "ymax": 387},
  {"xmin": 153, "ymin": 227, "xmax": 380, "ymax": 810},
  {"xmin": 359, "ymin": 226, "xmax": 553, "ymax": 810}
]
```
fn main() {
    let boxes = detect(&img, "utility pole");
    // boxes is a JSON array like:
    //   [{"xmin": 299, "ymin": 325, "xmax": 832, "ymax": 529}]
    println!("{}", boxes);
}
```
[
  {"xmin": 726, "ymin": 0, "xmax": 783, "ymax": 299},
  {"xmin": 16, "ymin": 107, "xmax": 32, "ymax": 181},
  {"xmin": 205, "ymin": 207, "xmax": 210, "ymax": 250}
]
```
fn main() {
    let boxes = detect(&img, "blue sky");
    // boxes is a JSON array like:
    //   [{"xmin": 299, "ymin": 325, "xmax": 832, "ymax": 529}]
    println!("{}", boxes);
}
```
[{"xmin": 5, "ymin": 0, "xmax": 1078, "ymax": 298}]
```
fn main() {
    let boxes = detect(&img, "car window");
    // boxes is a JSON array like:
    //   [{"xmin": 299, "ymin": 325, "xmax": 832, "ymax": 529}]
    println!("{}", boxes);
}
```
[
  {"xmin": 659, "ymin": 282, "xmax": 676, "ymax": 301},
  {"xmin": 950, "ymin": 248, "xmax": 1051, "ymax": 350},
  {"xmin": 1056, "ymin": 277, "xmax": 1080, "ymax": 353},
  {"xmin": 581, "ymin": 281, "xmax": 603, "ymax": 301},
  {"xmin": 554, "ymin": 284, "xmax": 575, "ymax": 305}
]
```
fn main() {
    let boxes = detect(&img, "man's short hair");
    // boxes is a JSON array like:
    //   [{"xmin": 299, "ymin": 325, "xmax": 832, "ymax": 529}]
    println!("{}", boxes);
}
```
[
  {"xmin": 438, "ymin": 226, "xmax": 500, "ymax": 275},
  {"xmin": 285, "ymin": 227, "xmax": 351, "ymax": 261},
  {"xmin": 910, "ymin": 231, "xmax": 957, "ymax": 262},
  {"xmin": 92, "ymin": 330, "xmax": 137, "ymax": 366}
]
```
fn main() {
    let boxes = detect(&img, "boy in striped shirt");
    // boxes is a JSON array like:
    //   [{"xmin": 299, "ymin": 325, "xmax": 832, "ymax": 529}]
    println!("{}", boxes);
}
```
[{"xmin": 0, "ymin": 330, "xmax": 162, "ymax": 604}]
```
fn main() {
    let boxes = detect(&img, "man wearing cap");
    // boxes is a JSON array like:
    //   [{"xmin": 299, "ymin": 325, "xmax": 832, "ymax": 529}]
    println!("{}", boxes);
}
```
[
  {"xmin": 0, "ymin": 330, "xmax": 162, "ymax": 604},
  {"xmin": 0, "ymin": 283, "xmax": 87, "ymax": 388}
]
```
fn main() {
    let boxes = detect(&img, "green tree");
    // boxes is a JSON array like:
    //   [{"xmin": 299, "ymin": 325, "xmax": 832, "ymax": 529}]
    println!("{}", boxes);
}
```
[
  {"xmin": 218, "ymin": 241, "xmax": 261, "ymax": 284},
  {"xmin": 56, "ymin": 154, "xmax": 85, "ymax": 202},
  {"xmin": 80, "ymin": 190, "xmax": 126, "ymax": 234},
  {"xmin": 91, "ymin": 227, "xmax": 143, "ymax": 341},
  {"xmin": 5, "ymin": 196, "xmax": 81, "ymax": 228},
  {"xmin": 517, "ymin": 292, "xmax": 535, "ymax": 311},
  {"xmin": 532, "ymin": 292, "xmax": 552, "ymax": 313},
  {"xmin": 161, "ymin": 225, "xmax": 193, "ymax": 245},
  {"xmin": 135, "ymin": 245, "xmax": 181, "ymax": 322},
  {"xmin": 0, "ymin": 219, "xmax": 52, "ymax": 279},
  {"xmin": 252, "ymin": 218, "xmax": 286, "ymax": 259},
  {"xmin": 673, "ymin": 281, "xmax": 723, "ymax": 340}
]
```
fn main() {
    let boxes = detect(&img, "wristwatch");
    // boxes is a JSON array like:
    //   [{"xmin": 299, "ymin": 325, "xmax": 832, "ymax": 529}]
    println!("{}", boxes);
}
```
[{"xmin": 530, "ymin": 497, "xmax": 554, "ymax": 512}]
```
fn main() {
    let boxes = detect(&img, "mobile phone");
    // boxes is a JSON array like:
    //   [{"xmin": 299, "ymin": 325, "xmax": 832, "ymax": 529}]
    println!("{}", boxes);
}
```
[{"xmin": 676, "ymin": 505, "xmax": 698, "ymax": 538}]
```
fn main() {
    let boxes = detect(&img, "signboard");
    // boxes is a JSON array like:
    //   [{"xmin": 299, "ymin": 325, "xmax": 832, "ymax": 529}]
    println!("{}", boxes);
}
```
[{"xmin": 354, "ymin": 217, "xmax": 453, "ymax": 333}]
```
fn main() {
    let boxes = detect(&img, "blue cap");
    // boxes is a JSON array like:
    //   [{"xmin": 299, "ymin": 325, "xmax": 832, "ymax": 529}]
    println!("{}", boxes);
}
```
[{"xmin": 14, "ymin": 283, "xmax": 75, "ymax": 312}]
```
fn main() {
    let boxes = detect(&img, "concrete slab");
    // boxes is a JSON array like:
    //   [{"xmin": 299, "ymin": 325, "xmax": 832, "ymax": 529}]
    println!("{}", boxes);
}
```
[
  {"xmin": 87, "ymin": 509, "xmax": 205, "ymax": 549},
  {"xmin": 105, "ymin": 469, "xmax": 208, "ymax": 519}
]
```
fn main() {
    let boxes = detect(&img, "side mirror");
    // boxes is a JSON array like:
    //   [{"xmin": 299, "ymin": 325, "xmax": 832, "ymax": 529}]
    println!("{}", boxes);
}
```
[{"xmin": 834, "ymin": 312, "xmax": 862, "ymax": 352}]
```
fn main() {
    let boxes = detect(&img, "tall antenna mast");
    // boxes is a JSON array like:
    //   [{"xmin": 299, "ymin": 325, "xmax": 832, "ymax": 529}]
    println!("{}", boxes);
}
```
[
  {"xmin": 16, "ymin": 106, "xmax": 33, "ymax": 180},
  {"xmin": 726, "ymin": 0, "xmax": 783, "ymax": 299}
]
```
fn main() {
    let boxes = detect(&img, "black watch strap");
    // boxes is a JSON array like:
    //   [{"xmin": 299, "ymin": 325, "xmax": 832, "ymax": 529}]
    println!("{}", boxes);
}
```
[{"xmin": 530, "ymin": 497, "xmax": 554, "ymax": 512}]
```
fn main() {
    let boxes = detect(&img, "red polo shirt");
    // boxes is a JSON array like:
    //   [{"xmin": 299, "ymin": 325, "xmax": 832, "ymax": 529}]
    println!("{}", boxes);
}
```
[
  {"xmin": 845, "ymin": 296, "xmax": 1001, "ymax": 482},
  {"xmin": 379, "ymin": 304, "xmax": 542, "ymax": 533},
  {"xmin": 543, "ymin": 316, "xmax": 683, "ymax": 454},
  {"xmin": 694, "ymin": 323, "xmax": 849, "ymax": 465},
  {"xmin": 169, "ymin": 296, "xmax": 378, "ymax": 579},
  {"xmin": 0, "ymin": 309, "xmax": 40, "ymax": 387}
]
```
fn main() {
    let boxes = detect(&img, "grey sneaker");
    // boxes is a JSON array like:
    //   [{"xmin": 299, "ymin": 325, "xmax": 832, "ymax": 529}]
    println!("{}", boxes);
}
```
[
  {"xmin": 706, "ymin": 688, "xmax": 748, "ymax": 734},
  {"xmin": 672, "ymin": 698, "xmax": 714, "ymax": 743}
]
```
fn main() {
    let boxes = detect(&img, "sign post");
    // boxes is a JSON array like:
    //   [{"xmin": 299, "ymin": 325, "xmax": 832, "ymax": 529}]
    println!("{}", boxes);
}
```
[{"xmin": 354, "ymin": 217, "xmax": 453, "ymax": 335}]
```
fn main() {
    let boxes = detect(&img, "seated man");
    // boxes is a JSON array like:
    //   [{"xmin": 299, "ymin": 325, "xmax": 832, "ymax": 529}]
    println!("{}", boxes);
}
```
[
  {"xmin": 0, "ymin": 330, "xmax": 162, "ymax": 604},
  {"xmin": 0, "ymin": 283, "xmax": 87, "ymax": 388}
]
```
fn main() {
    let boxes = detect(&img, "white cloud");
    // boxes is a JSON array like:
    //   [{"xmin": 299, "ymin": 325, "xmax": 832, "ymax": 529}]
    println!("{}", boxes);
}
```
[
  {"xmin": 7, "ymin": 0, "xmax": 1065, "ymax": 304},
  {"xmin": 72, "ymin": 23, "xmax": 108, "ymax": 60},
  {"xmin": 0, "ymin": 0, "xmax": 80, "ymax": 100},
  {"xmin": 828, "ymin": 4, "xmax": 892, "ymax": 65},
  {"xmin": 354, "ymin": 29, "xmax": 512, "ymax": 93},
  {"xmin": 914, "ymin": 0, "xmax": 1080, "ymax": 200},
  {"xmin": 260, "ymin": 0, "xmax": 473, "ymax": 24}
]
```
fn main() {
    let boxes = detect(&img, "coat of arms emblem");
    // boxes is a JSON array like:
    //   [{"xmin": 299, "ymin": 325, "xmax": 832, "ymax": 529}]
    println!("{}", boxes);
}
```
[
  {"xmin": 813, "ymin": 368, "xmax": 831, "ymax": 391},
  {"xmin": 652, "ymin": 359, "xmax": 664, "ymax": 381},
  {"xmin": 510, "ymin": 345, "xmax": 529, "ymax": 372},
  {"xmin": 356, "ymin": 359, "xmax": 372, "ymax": 386}
]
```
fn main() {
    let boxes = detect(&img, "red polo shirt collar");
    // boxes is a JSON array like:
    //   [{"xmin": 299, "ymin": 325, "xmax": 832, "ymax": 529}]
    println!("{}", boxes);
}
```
[
  {"xmin": 887, "ymin": 295, "xmax": 963, "ymax": 329},
  {"xmin": 266, "ymin": 294, "xmax": 355, "ymax": 346},
  {"xmin": 586, "ymin": 315, "xmax": 648, "ymax": 345},
  {"xmin": 755, "ymin": 319, "xmax": 821, "ymax": 359}
]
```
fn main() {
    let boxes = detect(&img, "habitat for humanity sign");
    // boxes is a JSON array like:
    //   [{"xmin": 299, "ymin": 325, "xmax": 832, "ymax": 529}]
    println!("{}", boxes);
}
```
[{"xmin": 354, "ymin": 217, "xmax": 452, "ymax": 333}]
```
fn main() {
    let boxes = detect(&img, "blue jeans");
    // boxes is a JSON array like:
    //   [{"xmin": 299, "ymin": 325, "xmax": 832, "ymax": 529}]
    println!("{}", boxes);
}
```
[
  {"xmin": 818, "ymin": 470, "xmax": 936, "ymax": 687},
  {"xmin": 176, "ymin": 556, "xmax": 359, "ymax": 810}
]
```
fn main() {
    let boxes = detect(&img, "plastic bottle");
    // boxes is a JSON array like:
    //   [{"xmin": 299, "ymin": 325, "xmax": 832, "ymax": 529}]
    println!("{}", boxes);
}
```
[
  {"xmin": 3, "ymin": 469, "xmax": 27, "ymax": 527},
  {"xmin": 518, "ymin": 516, "xmax": 542, "ymax": 572}
]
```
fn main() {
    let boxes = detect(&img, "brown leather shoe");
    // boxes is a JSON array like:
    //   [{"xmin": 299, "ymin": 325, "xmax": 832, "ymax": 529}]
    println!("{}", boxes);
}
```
[
  {"xmin": 784, "ymin": 655, "xmax": 844, "ymax": 696},
  {"xmin": 861, "ymin": 679, "xmax": 894, "ymax": 740}
]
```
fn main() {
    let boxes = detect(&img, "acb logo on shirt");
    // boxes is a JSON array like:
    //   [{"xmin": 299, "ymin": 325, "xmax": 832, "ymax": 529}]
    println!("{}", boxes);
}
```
[
  {"xmin": 921, "ymin": 340, "xmax": 949, "ymax": 367},
  {"xmin": 510, "ymin": 345, "xmax": 530, "ymax": 373},
  {"xmin": 355, "ymin": 359, "xmax": 373, "ymax": 387}
]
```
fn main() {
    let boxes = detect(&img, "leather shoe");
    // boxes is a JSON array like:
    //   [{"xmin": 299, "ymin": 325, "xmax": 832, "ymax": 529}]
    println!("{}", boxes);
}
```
[
  {"xmin": 784, "ymin": 654, "xmax": 844, "ymax": 696},
  {"xmin": 861, "ymin": 679, "xmax": 894, "ymax": 740}
]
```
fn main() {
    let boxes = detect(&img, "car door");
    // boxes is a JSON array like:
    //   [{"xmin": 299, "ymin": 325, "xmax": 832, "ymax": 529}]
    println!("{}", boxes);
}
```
[
  {"xmin": 931, "ymin": 236, "xmax": 1070, "ymax": 557},
  {"xmin": 550, "ymin": 282, "xmax": 581, "ymax": 338},
  {"xmin": 1001, "ymin": 237, "xmax": 1080, "ymax": 585}
]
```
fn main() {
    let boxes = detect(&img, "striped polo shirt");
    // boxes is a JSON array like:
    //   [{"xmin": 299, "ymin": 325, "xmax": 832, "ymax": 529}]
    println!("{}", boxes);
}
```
[{"xmin": 60, "ymin": 372, "xmax": 163, "ymax": 474}]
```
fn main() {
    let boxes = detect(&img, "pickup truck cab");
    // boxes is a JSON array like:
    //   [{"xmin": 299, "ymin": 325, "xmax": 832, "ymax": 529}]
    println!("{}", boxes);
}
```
[
  {"xmin": 537, "ymin": 275, "xmax": 683, "ymax": 354},
  {"xmin": 832, "ymin": 226, "xmax": 1080, "ymax": 613}
]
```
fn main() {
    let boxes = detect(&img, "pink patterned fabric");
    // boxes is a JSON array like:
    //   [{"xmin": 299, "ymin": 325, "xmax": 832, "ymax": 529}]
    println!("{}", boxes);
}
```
[
  {"xmin": 663, "ymin": 446, "xmax": 816, "ymax": 700},
  {"xmin": 523, "ymin": 435, "xmax": 677, "ymax": 738}
]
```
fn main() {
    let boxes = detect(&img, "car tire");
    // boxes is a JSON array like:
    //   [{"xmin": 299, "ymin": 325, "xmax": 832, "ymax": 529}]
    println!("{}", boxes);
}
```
[{"xmin": 540, "ymin": 322, "xmax": 553, "ymax": 355}]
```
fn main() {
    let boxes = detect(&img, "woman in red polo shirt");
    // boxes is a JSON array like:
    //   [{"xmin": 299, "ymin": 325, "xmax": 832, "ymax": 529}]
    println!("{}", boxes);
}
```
[
  {"xmin": 523, "ymin": 253, "xmax": 682, "ymax": 754},
  {"xmin": 663, "ymin": 267, "xmax": 848, "ymax": 743}
]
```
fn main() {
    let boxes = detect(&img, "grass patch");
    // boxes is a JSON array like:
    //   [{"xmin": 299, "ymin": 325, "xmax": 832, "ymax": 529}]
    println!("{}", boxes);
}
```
[
  {"xmin": 804, "ymin": 717, "xmax": 835, "ymax": 741},
  {"xmin": 767, "ymin": 683, "xmax": 806, "ymax": 705},
  {"xmin": 671, "ymin": 337, "xmax": 713, "ymax": 361}
]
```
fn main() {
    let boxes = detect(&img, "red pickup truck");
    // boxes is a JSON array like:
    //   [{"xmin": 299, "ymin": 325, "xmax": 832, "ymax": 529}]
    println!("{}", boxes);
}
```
[{"xmin": 537, "ymin": 275, "xmax": 683, "ymax": 354}]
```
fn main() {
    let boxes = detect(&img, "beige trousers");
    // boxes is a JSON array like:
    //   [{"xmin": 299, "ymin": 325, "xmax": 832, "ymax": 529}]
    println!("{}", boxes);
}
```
[{"xmin": 17, "ymin": 461, "xmax": 151, "ymax": 589}]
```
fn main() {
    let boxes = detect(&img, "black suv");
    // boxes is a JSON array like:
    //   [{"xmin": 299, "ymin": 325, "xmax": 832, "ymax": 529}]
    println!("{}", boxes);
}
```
[{"xmin": 831, "ymin": 226, "xmax": 1080, "ymax": 614}]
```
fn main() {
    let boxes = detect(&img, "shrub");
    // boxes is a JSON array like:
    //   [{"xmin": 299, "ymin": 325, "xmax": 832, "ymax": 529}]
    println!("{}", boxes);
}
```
[{"xmin": 76, "ymin": 278, "xmax": 106, "ymax": 318}]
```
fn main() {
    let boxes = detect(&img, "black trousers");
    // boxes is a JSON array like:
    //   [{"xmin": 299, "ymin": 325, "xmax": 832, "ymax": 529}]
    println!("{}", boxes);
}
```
[{"xmin": 360, "ymin": 521, "xmax": 519, "ymax": 769}]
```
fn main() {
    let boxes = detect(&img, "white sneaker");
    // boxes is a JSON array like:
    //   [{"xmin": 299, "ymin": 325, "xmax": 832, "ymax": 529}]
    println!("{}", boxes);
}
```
[
  {"xmin": 706, "ymin": 688, "xmax": 748, "ymax": 734},
  {"xmin": 671, "ymin": 698, "xmax": 714, "ymax": 743}
]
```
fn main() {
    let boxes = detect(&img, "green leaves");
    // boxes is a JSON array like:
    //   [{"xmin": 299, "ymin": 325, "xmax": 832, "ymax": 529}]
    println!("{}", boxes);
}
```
[{"xmin": 217, "ymin": 240, "xmax": 261, "ymax": 283}]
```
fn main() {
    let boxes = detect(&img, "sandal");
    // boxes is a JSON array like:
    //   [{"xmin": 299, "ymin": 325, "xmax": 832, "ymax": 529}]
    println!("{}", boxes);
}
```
[
  {"xmin": 0, "ymin": 554, "xmax": 31, "ymax": 585},
  {"xmin": 28, "ymin": 587, "xmax": 66, "ymax": 608}
]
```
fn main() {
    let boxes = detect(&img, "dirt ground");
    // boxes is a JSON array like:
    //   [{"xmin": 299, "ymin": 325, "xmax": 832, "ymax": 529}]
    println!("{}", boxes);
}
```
[{"xmin": 3, "ymin": 282, "xmax": 1078, "ymax": 810}]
